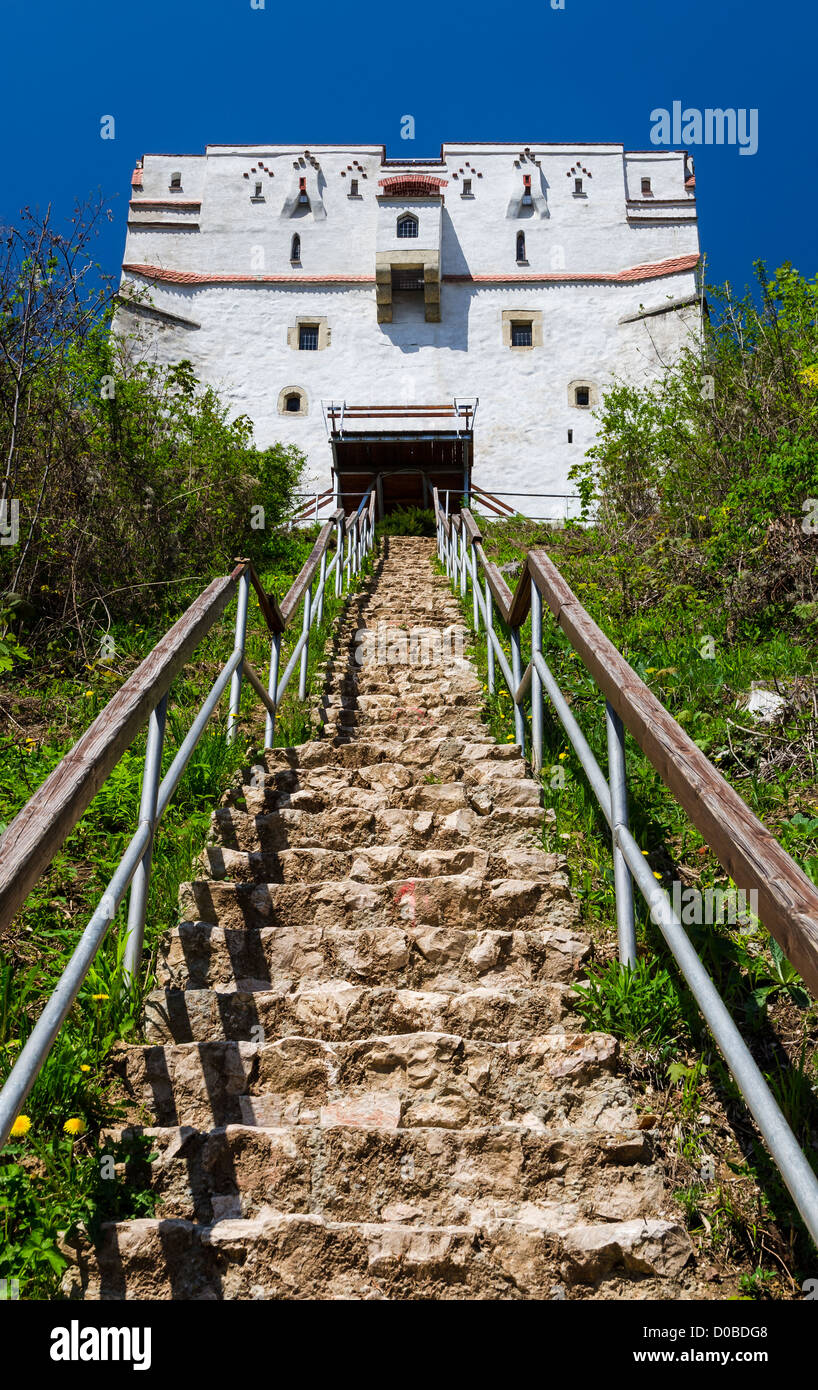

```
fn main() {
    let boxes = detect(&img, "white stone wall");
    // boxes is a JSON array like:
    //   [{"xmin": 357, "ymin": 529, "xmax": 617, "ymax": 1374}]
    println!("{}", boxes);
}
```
[{"xmin": 117, "ymin": 142, "xmax": 701, "ymax": 518}]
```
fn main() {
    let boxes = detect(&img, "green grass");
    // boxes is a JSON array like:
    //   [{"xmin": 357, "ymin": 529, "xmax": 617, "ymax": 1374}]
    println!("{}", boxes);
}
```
[
  {"xmin": 442, "ymin": 515, "xmax": 818, "ymax": 1290},
  {"xmin": 0, "ymin": 532, "xmax": 363, "ymax": 1297}
]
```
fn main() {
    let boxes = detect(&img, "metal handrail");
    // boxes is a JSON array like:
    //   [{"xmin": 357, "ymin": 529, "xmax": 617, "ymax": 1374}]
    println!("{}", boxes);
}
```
[
  {"xmin": 0, "ymin": 489, "xmax": 376, "ymax": 1150},
  {"xmin": 433, "ymin": 489, "xmax": 818, "ymax": 1247}
]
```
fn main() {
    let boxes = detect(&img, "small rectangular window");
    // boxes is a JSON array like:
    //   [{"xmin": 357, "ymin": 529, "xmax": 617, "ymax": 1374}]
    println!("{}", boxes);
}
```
[
  {"xmin": 511, "ymin": 321, "xmax": 533, "ymax": 347},
  {"xmin": 462, "ymin": 178, "xmax": 472, "ymax": 196},
  {"xmin": 170, "ymin": 171, "xmax": 182, "ymax": 190},
  {"xmin": 298, "ymin": 324, "xmax": 319, "ymax": 350},
  {"xmin": 349, "ymin": 178, "xmax": 359, "ymax": 196},
  {"xmin": 574, "ymin": 177, "xmax": 583, "ymax": 195},
  {"xmin": 254, "ymin": 181, "xmax": 263, "ymax": 198},
  {"xmin": 575, "ymin": 386, "xmax": 590, "ymax": 407},
  {"xmin": 567, "ymin": 429, "xmax": 573, "ymax": 443},
  {"xmin": 641, "ymin": 177, "xmax": 652, "ymax": 195}
]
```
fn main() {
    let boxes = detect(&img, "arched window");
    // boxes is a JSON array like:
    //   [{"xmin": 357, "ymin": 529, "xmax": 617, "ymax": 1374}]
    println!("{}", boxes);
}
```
[
  {"xmin": 290, "ymin": 233, "xmax": 301, "ymax": 263},
  {"xmin": 397, "ymin": 213, "xmax": 419, "ymax": 239},
  {"xmin": 278, "ymin": 386, "xmax": 308, "ymax": 416},
  {"xmin": 516, "ymin": 232, "xmax": 526, "ymax": 263}
]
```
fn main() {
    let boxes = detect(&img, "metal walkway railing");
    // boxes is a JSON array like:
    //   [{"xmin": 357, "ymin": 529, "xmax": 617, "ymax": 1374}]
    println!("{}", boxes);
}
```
[
  {"xmin": 0, "ymin": 489, "xmax": 377, "ymax": 1150},
  {"xmin": 434, "ymin": 489, "xmax": 818, "ymax": 1248}
]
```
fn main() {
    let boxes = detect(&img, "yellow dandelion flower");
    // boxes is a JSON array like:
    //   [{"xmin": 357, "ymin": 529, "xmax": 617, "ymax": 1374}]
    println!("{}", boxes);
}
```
[
  {"xmin": 63, "ymin": 1118, "xmax": 85, "ymax": 1137},
  {"xmin": 558, "ymin": 752, "xmax": 568, "ymax": 760},
  {"xmin": 92, "ymin": 993, "xmax": 109, "ymax": 1002},
  {"xmin": 10, "ymin": 1114, "xmax": 31, "ymax": 1138},
  {"xmin": 80, "ymin": 1064, "xmax": 91, "ymax": 1073}
]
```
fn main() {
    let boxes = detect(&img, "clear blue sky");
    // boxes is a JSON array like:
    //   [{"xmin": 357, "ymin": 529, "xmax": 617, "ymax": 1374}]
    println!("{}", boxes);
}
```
[{"xmin": 1, "ymin": 0, "xmax": 814, "ymax": 294}]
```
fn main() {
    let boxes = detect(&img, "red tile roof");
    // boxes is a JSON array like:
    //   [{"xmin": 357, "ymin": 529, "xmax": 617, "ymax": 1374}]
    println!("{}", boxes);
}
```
[
  {"xmin": 122, "ymin": 253, "xmax": 698, "ymax": 289},
  {"xmin": 446, "ymin": 254, "xmax": 700, "ymax": 284},
  {"xmin": 123, "ymin": 265, "xmax": 377, "ymax": 284}
]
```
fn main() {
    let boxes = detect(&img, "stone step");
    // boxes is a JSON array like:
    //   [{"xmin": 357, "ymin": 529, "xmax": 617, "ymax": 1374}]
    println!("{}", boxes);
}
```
[
  {"xmin": 229, "ymin": 776, "xmax": 541, "ymax": 817},
  {"xmin": 176, "ymin": 874, "xmax": 575, "ymax": 935},
  {"xmin": 143, "ymin": 978, "xmax": 575, "ymax": 1045},
  {"xmin": 197, "ymin": 844, "xmax": 573, "ymax": 891},
  {"xmin": 210, "ymin": 803, "xmax": 544, "ymax": 855},
  {"xmin": 61, "ymin": 1208, "xmax": 693, "ymax": 1300},
  {"xmin": 260, "ymin": 735, "xmax": 524, "ymax": 772},
  {"xmin": 62, "ymin": 535, "xmax": 700, "ymax": 1302},
  {"xmin": 156, "ymin": 921, "xmax": 589, "ymax": 992},
  {"xmin": 107, "ymin": 1120, "xmax": 662, "ymax": 1227},
  {"xmin": 112, "ymin": 1031, "xmax": 630, "ymax": 1132}
]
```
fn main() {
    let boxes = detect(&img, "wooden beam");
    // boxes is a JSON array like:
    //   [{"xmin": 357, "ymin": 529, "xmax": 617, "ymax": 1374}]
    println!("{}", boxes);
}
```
[
  {"xmin": 473, "ymin": 542, "xmax": 514, "ymax": 617},
  {"xmin": 527, "ymin": 549, "xmax": 818, "ymax": 997},
  {"xmin": 278, "ymin": 518, "xmax": 337, "ymax": 625},
  {"xmin": 246, "ymin": 564, "xmax": 285, "ymax": 635},
  {"xmin": 0, "ymin": 569, "xmax": 241, "ymax": 932}
]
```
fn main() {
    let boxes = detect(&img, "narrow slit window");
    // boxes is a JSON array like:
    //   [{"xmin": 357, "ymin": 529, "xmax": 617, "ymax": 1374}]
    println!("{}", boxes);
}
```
[
  {"xmin": 298, "ymin": 323, "xmax": 319, "ymax": 350},
  {"xmin": 641, "ymin": 177, "xmax": 652, "ymax": 195},
  {"xmin": 254, "ymin": 181, "xmax": 263, "ymax": 198},
  {"xmin": 521, "ymin": 173, "xmax": 532, "ymax": 205},
  {"xmin": 349, "ymin": 178, "xmax": 359, "ymax": 196},
  {"xmin": 511, "ymin": 320, "xmax": 533, "ymax": 347},
  {"xmin": 291, "ymin": 233, "xmax": 301, "ymax": 262},
  {"xmin": 298, "ymin": 177, "xmax": 309, "ymax": 205},
  {"xmin": 516, "ymin": 231, "xmax": 526, "ymax": 263},
  {"xmin": 574, "ymin": 177, "xmax": 583, "ymax": 194},
  {"xmin": 567, "ymin": 429, "xmax": 573, "ymax": 443}
]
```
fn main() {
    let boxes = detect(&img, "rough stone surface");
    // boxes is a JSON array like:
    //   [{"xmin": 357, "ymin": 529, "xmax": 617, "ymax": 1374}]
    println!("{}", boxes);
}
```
[{"xmin": 63, "ymin": 537, "xmax": 697, "ymax": 1301}]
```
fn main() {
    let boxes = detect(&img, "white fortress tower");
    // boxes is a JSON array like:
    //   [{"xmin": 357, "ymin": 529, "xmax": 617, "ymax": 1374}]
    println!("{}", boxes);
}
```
[{"xmin": 116, "ymin": 141, "xmax": 700, "ymax": 518}]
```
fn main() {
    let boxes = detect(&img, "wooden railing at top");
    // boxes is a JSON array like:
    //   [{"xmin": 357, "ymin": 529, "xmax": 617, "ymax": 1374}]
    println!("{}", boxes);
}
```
[
  {"xmin": 436, "ymin": 493, "xmax": 818, "ymax": 998},
  {"xmin": 0, "ymin": 498, "xmax": 375, "ymax": 934}
]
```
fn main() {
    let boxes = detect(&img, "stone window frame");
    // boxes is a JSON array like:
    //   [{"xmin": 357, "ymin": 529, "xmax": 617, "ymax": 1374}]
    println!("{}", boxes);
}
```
[
  {"xmin": 278, "ymin": 386, "xmax": 309, "ymax": 416},
  {"xmin": 287, "ymin": 315, "xmax": 331, "ymax": 351},
  {"xmin": 567, "ymin": 379, "xmax": 599, "ymax": 408},
  {"xmin": 501, "ymin": 308, "xmax": 543, "ymax": 350}
]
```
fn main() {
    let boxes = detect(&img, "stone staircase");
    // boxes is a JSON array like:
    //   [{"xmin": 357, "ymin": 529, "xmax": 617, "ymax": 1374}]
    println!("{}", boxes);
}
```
[{"xmin": 63, "ymin": 535, "xmax": 698, "ymax": 1300}]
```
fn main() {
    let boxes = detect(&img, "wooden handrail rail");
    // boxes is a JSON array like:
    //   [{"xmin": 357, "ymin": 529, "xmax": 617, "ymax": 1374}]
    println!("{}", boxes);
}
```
[
  {"xmin": 526, "ymin": 548, "xmax": 818, "ymax": 997},
  {"xmin": 277, "ymin": 512, "xmax": 343, "ymax": 628},
  {"xmin": 0, "ymin": 566, "xmax": 244, "ymax": 931},
  {"xmin": 436, "ymin": 497, "xmax": 818, "ymax": 993}
]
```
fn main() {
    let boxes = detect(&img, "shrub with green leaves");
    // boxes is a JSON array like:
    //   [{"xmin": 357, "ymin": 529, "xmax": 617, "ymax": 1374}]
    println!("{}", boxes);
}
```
[
  {"xmin": 569, "ymin": 262, "xmax": 818, "ymax": 637},
  {"xmin": 571, "ymin": 957, "xmax": 687, "ymax": 1058}
]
